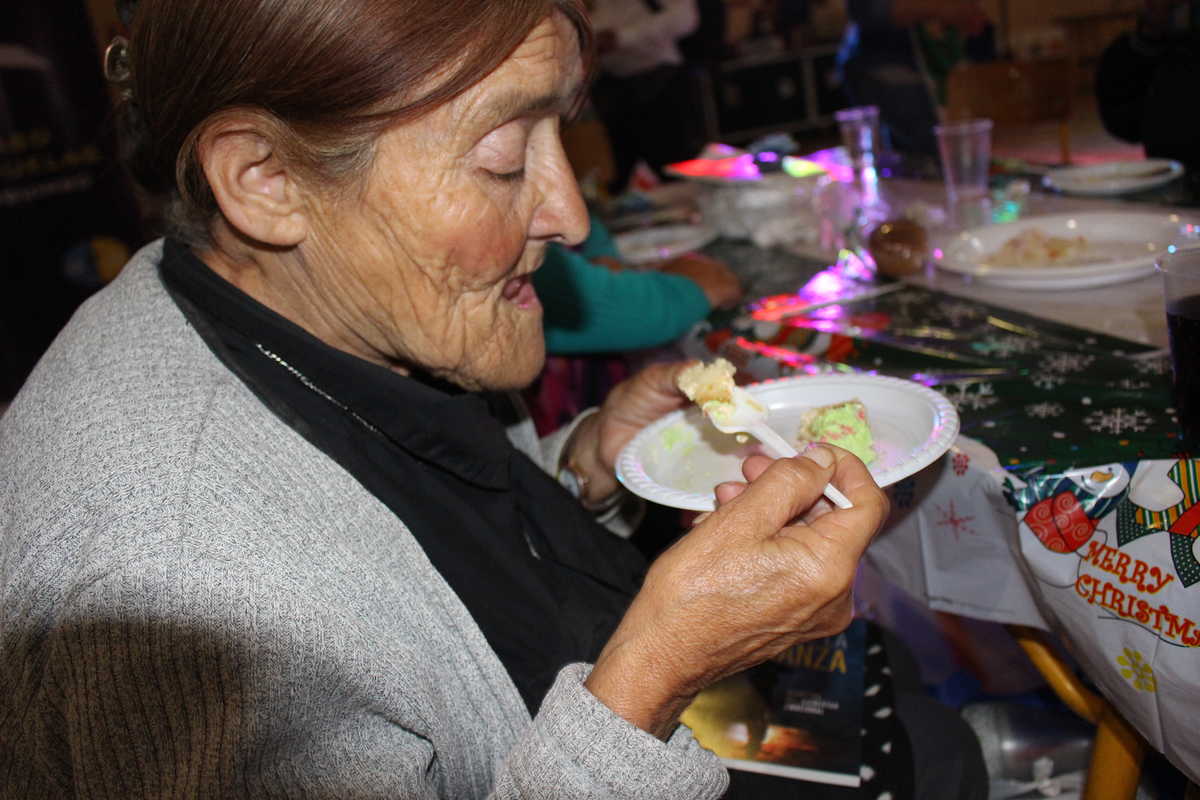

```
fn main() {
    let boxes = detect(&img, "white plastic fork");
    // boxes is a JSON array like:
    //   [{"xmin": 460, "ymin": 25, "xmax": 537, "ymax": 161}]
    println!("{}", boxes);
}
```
[{"xmin": 702, "ymin": 386, "xmax": 854, "ymax": 510}]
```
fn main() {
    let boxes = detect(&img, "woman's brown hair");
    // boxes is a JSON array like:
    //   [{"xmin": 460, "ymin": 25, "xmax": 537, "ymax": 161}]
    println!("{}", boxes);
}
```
[{"xmin": 122, "ymin": 0, "xmax": 591, "ymax": 244}]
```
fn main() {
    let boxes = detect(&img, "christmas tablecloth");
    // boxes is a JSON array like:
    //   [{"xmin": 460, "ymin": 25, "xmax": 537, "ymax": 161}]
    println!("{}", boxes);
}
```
[{"xmin": 679, "ymin": 275, "xmax": 1200, "ymax": 783}]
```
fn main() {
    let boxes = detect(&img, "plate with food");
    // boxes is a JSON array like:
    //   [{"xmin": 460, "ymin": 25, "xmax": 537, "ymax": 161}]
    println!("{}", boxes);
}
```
[
  {"xmin": 615, "ymin": 364, "xmax": 960, "ymax": 512},
  {"xmin": 1042, "ymin": 159, "xmax": 1183, "ymax": 196},
  {"xmin": 933, "ymin": 211, "xmax": 1195, "ymax": 289},
  {"xmin": 614, "ymin": 223, "xmax": 718, "ymax": 265}
]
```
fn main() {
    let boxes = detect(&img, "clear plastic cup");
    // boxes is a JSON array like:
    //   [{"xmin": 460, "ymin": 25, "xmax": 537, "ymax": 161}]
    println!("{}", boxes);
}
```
[
  {"xmin": 835, "ymin": 106, "xmax": 881, "ymax": 170},
  {"xmin": 1156, "ymin": 245, "xmax": 1200, "ymax": 451},
  {"xmin": 934, "ymin": 118, "xmax": 993, "ymax": 199}
]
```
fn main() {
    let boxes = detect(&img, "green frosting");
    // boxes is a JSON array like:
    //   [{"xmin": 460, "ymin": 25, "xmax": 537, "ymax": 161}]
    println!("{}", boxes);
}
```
[
  {"xmin": 660, "ymin": 422, "xmax": 697, "ymax": 451},
  {"xmin": 800, "ymin": 402, "xmax": 876, "ymax": 465}
]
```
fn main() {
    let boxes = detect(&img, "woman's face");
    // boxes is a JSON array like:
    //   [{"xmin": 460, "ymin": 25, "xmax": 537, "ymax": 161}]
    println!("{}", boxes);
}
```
[{"xmin": 302, "ymin": 13, "xmax": 588, "ymax": 390}]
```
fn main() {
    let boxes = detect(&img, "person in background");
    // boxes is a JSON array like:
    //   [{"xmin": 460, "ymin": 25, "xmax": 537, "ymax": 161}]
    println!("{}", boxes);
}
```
[
  {"xmin": 528, "ymin": 212, "xmax": 740, "ymax": 438},
  {"xmin": 1095, "ymin": 0, "xmax": 1200, "ymax": 172},
  {"xmin": 537, "ymin": 212, "xmax": 741, "ymax": 354},
  {"xmin": 837, "ymin": 0, "xmax": 990, "ymax": 156},
  {"xmin": 589, "ymin": 0, "xmax": 708, "ymax": 192}
]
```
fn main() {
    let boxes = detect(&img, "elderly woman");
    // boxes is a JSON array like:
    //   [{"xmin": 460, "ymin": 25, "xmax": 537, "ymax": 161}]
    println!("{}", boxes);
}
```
[{"xmin": 0, "ymin": 0, "xmax": 890, "ymax": 797}]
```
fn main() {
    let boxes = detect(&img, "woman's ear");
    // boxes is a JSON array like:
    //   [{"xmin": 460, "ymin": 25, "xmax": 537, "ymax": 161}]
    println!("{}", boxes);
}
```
[{"xmin": 197, "ymin": 113, "xmax": 309, "ymax": 247}]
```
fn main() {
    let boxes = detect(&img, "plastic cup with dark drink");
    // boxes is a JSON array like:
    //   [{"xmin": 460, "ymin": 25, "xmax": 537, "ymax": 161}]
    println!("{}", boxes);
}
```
[{"xmin": 1157, "ymin": 246, "xmax": 1200, "ymax": 451}]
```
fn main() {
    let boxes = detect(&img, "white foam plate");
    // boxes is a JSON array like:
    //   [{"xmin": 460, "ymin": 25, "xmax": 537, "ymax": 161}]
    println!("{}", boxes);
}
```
[
  {"xmin": 616, "ymin": 374, "xmax": 960, "ymax": 512},
  {"xmin": 933, "ymin": 211, "xmax": 1196, "ymax": 290},
  {"xmin": 614, "ymin": 224, "xmax": 718, "ymax": 265},
  {"xmin": 1043, "ymin": 159, "xmax": 1183, "ymax": 196}
]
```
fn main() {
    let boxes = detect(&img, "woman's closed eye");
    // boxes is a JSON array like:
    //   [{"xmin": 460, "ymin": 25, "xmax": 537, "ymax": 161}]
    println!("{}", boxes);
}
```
[
  {"xmin": 491, "ymin": 167, "xmax": 525, "ymax": 182},
  {"xmin": 476, "ymin": 121, "xmax": 529, "ymax": 181}
]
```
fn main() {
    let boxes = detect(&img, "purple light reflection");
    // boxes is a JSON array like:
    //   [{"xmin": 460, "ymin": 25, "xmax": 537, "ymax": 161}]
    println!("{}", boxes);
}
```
[
  {"xmin": 748, "ymin": 267, "xmax": 865, "ymax": 323},
  {"xmin": 802, "ymin": 147, "xmax": 854, "ymax": 184},
  {"xmin": 802, "ymin": 269, "xmax": 850, "ymax": 302},
  {"xmin": 805, "ymin": 304, "xmax": 846, "ymax": 321}
]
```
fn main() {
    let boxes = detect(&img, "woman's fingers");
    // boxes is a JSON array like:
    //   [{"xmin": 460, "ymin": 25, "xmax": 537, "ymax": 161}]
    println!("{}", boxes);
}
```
[
  {"xmin": 710, "ymin": 448, "xmax": 887, "ymax": 539},
  {"xmin": 712, "ymin": 453, "xmax": 792, "ymax": 508},
  {"xmin": 797, "ymin": 446, "xmax": 890, "ymax": 543},
  {"xmin": 740, "ymin": 453, "xmax": 773, "ymax": 482},
  {"xmin": 713, "ymin": 481, "xmax": 746, "ymax": 507},
  {"xmin": 705, "ymin": 446, "xmax": 839, "ymax": 542}
]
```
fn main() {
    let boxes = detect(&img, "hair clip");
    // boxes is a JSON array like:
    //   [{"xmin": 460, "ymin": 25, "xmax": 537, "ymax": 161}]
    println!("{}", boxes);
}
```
[{"xmin": 104, "ymin": 36, "xmax": 132, "ymax": 87}]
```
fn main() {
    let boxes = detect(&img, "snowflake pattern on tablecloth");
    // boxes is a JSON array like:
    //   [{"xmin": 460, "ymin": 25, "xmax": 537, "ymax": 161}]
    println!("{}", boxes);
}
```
[
  {"xmin": 1117, "ymin": 648, "xmax": 1157, "ymax": 692},
  {"xmin": 1109, "ymin": 377, "xmax": 1154, "ymax": 391},
  {"xmin": 889, "ymin": 289, "xmax": 928, "ymax": 308},
  {"xmin": 1025, "ymin": 401, "xmax": 1064, "ymax": 419},
  {"xmin": 1030, "ymin": 372, "xmax": 1067, "ymax": 391},
  {"xmin": 1130, "ymin": 356, "xmax": 1170, "ymax": 376},
  {"xmin": 940, "ymin": 381, "xmax": 998, "ymax": 411},
  {"xmin": 1040, "ymin": 352, "xmax": 1097, "ymax": 374},
  {"xmin": 935, "ymin": 500, "xmax": 976, "ymax": 540},
  {"xmin": 972, "ymin": 334, "xmax": 1040, "ymax": 358},
  {"xmin": 1084, "ymin": 407, "xmax": 1154, "ymax": 434},
  {"xmin": 885, "ymin": 290, "xmax": 936, "ymax": 326},
  {"xmin": 939, "ymin": 301, "xmax": 981, "ymax": 327}
]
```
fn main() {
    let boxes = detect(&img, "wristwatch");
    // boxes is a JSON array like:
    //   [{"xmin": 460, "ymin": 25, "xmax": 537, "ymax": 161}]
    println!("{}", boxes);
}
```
[
  {"xmin": 557, "ymin": 459, "xmax": 624, "ymax": 513},
  {"xmin": 556, "ymin": 461, "xmax": 589, "ymax": 500}
]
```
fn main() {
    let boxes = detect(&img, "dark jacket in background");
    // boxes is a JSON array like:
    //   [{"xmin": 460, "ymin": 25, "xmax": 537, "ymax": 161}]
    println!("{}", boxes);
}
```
[{"xmin": 1096, "ymin": 10, "xmax": 1200, "ymax": 171}]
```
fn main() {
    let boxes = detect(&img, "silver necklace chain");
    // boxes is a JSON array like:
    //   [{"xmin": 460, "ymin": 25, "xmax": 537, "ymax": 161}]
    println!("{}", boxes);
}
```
[{"xmin": 255, "ymin": 343, "xmax": 382, "ymax": 435}]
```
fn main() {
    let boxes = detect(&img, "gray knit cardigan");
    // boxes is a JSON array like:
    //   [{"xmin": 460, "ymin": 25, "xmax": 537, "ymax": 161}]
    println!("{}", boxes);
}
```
[{"xmin": 0, "ymin": 241, "xmax": 727, "ymax": 799}]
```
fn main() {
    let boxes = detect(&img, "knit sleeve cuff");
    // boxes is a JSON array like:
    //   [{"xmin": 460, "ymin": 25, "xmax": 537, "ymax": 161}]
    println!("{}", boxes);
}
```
[
  {"xmin": 503, "ymin": 663, "xmax": 728, "ymax": 800},
  {"xmin": 537, "ymin": 407, "xmax": 599, "ymax": 475}
]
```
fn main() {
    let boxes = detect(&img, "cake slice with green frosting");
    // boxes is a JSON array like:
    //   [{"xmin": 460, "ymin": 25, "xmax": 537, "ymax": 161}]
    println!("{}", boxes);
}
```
[{"xmin": 796, "ymin": 399, "xmax": 877, "ymax": 465}]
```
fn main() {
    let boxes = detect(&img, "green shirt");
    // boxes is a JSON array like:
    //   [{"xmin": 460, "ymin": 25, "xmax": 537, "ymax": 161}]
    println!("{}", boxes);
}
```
[{"xmin": 537, "ymin": 217, "xmax": 711, "ymax": 354}]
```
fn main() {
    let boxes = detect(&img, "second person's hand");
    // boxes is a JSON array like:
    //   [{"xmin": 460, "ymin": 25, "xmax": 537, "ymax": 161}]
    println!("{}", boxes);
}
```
[{"xmin": 659, "ymin": 252, "xmax": 743, "ymax": 310}]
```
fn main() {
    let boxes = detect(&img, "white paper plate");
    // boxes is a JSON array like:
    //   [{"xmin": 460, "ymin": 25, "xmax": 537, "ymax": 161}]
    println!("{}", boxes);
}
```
[
  {"xmin": 614, "ymin": 224, "xmax": 718, "ymax": 265},
  {"xmin": 933, "ymin": 211, "xmax": 1195, "ymax": 290},
  {"xmin": 615, "ymin": 374, "xmax": 960, "ymax": 512},
  {"xmin": 1043, "ymin": 159, "xmax": 1183, "ymax": 196}
]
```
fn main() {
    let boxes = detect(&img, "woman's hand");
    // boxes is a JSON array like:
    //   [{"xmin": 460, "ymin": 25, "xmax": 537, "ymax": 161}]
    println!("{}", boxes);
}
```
[
  {"xmin": 563, "ymin": 361, "xmax": 692, "ymax": 506},
  {"xmin": 658, "ymin": 252, "xmax": 743, "ymax": 310},
  {"xmin": 584, "ymin": 447, "xmax": 889, "ymax": 739}
]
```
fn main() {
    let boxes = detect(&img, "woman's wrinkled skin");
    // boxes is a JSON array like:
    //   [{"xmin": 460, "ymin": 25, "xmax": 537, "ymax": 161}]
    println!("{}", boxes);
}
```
[{"xmin": 204, "ymin": 14, "xmax": 588, "ymax": 391}]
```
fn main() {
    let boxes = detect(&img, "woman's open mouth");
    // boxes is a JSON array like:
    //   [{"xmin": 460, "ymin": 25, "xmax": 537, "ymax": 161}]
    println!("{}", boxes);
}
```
[{"xmin": 502, "ymin": 274, "xmax": 539, "ymax": 311}]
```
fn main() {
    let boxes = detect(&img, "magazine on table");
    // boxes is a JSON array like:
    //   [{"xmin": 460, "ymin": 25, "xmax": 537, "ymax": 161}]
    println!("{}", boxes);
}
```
[{"xmin": 681, "ymin": 618, "xmax": 867, "ymax": 787}]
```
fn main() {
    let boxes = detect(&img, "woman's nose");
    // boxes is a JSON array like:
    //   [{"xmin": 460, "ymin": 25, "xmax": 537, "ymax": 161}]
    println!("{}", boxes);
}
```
[{"xmin": 531, "ymin": 136, "xmax": 589, "ymax": 246}]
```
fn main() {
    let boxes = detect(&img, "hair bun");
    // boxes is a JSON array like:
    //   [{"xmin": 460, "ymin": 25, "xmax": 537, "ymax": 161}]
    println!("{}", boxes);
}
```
[
  {"xmin": 115, "ymin": 96, "xmax": 172, "ymax": 195},
  {"xmin": 105, "ymin": 34, "xmax": 171, "ymax": 194}
]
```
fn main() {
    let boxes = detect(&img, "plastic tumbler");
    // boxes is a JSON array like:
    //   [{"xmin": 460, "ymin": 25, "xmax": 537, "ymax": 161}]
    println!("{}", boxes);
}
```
[
  {"xmin": 934, "ymin": 119, "xmax": 992, "ymax": 199},
  {"xmin": 835, "ymin": 106, "xmax": 881, "ymax": 170},
  {"xmin": 1157, "ymin": 245, "xmax": 1200, "ymax": 450}
]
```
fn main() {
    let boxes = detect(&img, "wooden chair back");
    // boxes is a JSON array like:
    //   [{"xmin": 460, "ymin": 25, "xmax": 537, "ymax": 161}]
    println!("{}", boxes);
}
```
[
  {"xmin": 1008, "ymin": 625, "xmax": 1145, "ymax": 799},
  {"xmin": 944, "ymin": 58, "xmax": 1075, "ymax": 164}
]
